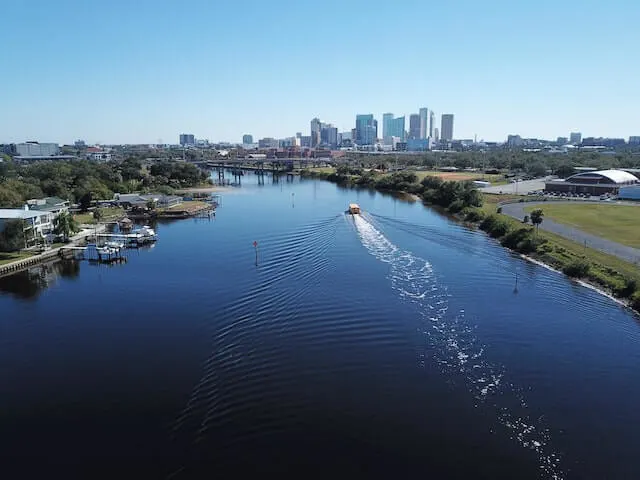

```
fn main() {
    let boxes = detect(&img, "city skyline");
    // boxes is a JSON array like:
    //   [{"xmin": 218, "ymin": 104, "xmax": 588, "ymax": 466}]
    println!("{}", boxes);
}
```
[{"xmin": 2, "ymin": 0, "xmax": 639, "ymax": 144}]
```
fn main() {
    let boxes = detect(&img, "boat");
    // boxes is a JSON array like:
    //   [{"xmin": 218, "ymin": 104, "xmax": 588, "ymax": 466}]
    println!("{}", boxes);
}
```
[
  {"xmin": 135, "ymin": 225, "xmax": 158, "ymax": 243},
  {"xmin": 348, "ymin": 203, "xmax": 361, "ymax": 214},
  {"xmin": 104, "ymin": 241, "xmax": 124, "ymax": 250}
]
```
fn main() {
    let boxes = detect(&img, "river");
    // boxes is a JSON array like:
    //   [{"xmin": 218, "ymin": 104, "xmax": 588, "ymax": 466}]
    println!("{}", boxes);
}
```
[{"xmin": 1, "ymin": 172, "xmax": 639, "ymax": 479}]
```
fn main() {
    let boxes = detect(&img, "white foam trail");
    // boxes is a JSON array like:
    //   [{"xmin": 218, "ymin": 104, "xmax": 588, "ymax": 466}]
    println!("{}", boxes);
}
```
[{"xmin": 354, "ymin": 214, "xmax": 563, "ymax": 479}]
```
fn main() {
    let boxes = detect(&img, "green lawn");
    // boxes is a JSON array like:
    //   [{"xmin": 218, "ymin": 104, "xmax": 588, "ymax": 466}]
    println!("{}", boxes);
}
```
[
  {"xmin": 525, "ymin": 203, "xmax": 640, "ymax": 249},
  {"xmin": 0, "ymin": 251, "xmax": 33, "ymax": 266},
  {"xmin": 74, "ymin": 207, "xmax": 125, "ymax": 225}
]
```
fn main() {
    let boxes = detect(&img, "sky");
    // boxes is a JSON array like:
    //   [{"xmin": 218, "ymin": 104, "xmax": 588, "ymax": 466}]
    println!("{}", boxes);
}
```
[{"xmin": 2, "ymin": 0, "xmax": 639, "ymax": 145}]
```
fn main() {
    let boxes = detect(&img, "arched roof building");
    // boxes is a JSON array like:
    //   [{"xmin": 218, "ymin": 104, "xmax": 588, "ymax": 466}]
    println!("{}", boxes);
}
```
[{"xmin": 545, "ymin": 169, "xmax": 639, "ymax": 195}]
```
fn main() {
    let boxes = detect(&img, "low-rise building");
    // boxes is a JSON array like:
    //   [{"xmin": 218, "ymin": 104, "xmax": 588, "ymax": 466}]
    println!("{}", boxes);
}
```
[
  {"xmin": 618, "ymin": 185, "xmax": 640, "ymax": 200},
  {"xmin": 0, "ymin": 207, "xmax": 54, "ymax": 246},
  {"xmin": 109, "ymin": 193, "xmax": 182, "ymax": 209},
  {"xmin": 27, "ymin": 197, "xmax": 70, "ymax": 217},
  {"xmin": 85, "ymin": 147, "xmax": 112, "ymax": 161},
  {"xmin": 545, "ymin": 169, "xmax": 638, "ymax": 195}
]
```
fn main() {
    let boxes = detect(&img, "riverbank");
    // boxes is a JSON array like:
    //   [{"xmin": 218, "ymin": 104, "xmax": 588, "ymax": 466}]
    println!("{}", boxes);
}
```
[
  {"xmin": 300, "ymin": 168, "xmax": 640, "ymax": 314},
  {"xmin": 0, "ymin": 224, "xmax": 107, "ymax": 278}
]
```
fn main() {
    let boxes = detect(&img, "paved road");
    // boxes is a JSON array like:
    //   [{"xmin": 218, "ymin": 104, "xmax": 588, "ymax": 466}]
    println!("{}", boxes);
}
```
[
  {"xmin": 501, "ymin": 201, "xmax": 640, "ymax": 265},
  {"xmin": 480, "ymin": 178, "xmax": 548, "ymax": 195}
]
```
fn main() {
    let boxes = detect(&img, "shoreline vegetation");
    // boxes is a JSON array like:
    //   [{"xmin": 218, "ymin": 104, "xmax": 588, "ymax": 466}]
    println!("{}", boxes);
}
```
[{"xmin": 300, "ymin": 166, "xmax": 640, "ymax": 314}]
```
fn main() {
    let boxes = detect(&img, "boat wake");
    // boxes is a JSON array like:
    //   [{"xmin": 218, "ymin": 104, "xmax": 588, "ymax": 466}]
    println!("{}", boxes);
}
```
[{"xmin": 353, "ymin": 213, "xmax": 563, "ymax": 480}]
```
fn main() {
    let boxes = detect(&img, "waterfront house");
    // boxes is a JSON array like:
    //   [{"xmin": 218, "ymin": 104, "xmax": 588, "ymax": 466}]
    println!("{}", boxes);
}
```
[
  {"xmin": 0, "ymin": 207, "xmax": 54, "ymax": 247},
  {"xmin": 110, "ymin": 193, "xmax": 182, "ymax": 209},
  {"xmin": 27, "ymin": 197, "xmax": 70, "ymax": 218}
]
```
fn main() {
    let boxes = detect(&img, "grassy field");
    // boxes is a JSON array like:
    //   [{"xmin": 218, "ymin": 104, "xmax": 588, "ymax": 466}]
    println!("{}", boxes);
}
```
[
  {"xmin": 161, "ymin": 200, "xmax": 209, "ymax": 213},
  {"xmin": 74, "ymin": 207, "xmax": 125, "ymax": 225},
  {"xmin": 478, "ymin": 194, "xmax": 640, "ymax": 302},
  {"xmin": 525, "ymin": 203, "xmax": 640, "ymax": 249},
  {"xmin": 301, "ymin": 166, "xmax": 336, "ymax": 174},
  {"xmin": 412, "ymin": 170, "xmax": 506, "ymax": 184},
  {"xmin": 0, "ymin": 251, "xmax": 34, "ymax": 266}
]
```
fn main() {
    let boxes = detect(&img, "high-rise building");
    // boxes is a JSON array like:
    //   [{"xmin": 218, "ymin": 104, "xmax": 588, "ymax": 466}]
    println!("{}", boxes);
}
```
[
  {"xmin": 629, "ymin": 136, "xmax": 640, "ymax": 145},
  {"xmin": 440, "ymin": 114, "xmax": 454, "ymax": 141},
  {"xmin": 434, "ymin": 128, "xmax": 439, "ymax": 142},
  {"xmin": 419, "ymin": 108, "xmax": 429, "ymax": 139},
  {"xmin": 429, "ymin": 111, "xmax": 435, "ymax": 138},
  {"xmin": 258, "ymin": 137, "xmax": 278, "ymax": 149},
  {"xmin": 409, "ymin": 114, "xmax": 421, "ymax": 140},
  {"xmin": 382, "ymin": 113, "xmax": 394, "ymax": 140},
  {"xmin": 242, "ymin": 134, "xmax": 253, "ymax": 144},
  {"xmin": 320, "ymin": 124, "xmax": 338, "ymax": 148},
  {"xmin": 382, "ymin": 114, "xmax": 405, "ymax": 144},
  {"xmin": 557, "ymin": 137, "xmax": 568, "ymax": 145},
  {"xmin": 570, "ymin": 132, "xmax": 582, "ymax": 145},
  {"xmin": 179, "ymin": 134, "xmax": 195, "ymax": 146},
  {"xmin": 355, "ymin": 114, "xmax": 377, "ymax": 145},
  {"xmin": 310, "ymin": 118, "xmax": 322, "ymax": 148}
]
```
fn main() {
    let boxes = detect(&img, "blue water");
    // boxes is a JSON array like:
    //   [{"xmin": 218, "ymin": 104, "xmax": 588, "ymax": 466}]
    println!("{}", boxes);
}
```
[{"xmin": 1, "ymin": 172, "xmax": 639, "ymax": 479}]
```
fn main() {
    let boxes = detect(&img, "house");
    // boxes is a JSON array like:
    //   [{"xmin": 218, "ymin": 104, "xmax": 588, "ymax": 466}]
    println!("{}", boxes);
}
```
[
  {"xmin": 0, "ymin": 207, "xmax": 54, "ymax": 247},
  {"xmin": 109, "ymin": 193, "xmax": 182, "ymax": 209},
  {"xmin": 85, "ymin": 147, "xmax": 112, "ymax": 162},
  {"xmin": 27, "ymin": 197, "xmax": 70, "ymax": 218}
]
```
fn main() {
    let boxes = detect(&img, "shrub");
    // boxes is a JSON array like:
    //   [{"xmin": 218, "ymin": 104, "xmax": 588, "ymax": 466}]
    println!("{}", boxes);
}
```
[
  {"xmin": 448, "ymin": 199, "xmax": 466, "ymax": 213},
  {"xmin": 563, "ymin": 260, "xmax": 590, "ymax": 278},
  {"xmin": 497, "ymin": 206, "xmax": 503, "ymax": 214},
  {"xmin": 523, "ymin": 215, "xmax": 529, "ymax": 223},
  {"xmin": 500, "ymin": 227, "xmax": 541, "ymax": 254},
  {"xmin": 464, "ymin": 208, "xmax": 485, "ymax": 222},
  {"xmin": 631, "ymin": 291, "xmax": 640, "ymax": 312},
  {"xmin": 616, "ymin": 278, "xmax": 638, "ymax": 299},
  {"xmin": 479, "ymin": 214, "xmax": 511, "ymax": 238}
]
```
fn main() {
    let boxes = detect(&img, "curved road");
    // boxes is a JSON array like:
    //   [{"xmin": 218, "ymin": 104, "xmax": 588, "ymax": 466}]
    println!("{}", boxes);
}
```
[{"xmin": 501, "ymin": 201, "xmax": 640, "ymax": 265}]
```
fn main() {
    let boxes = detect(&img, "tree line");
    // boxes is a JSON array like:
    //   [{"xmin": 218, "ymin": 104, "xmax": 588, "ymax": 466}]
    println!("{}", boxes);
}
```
[
  {"xmin": 0, "ymin": 157, "xmax": 210, "ymax": 208},
  {"xmin": 341, "ymin": 150, "xmax": 639, "ymax": 177},
  {"xmin": 303, "ymin": 166, "xmax": 483, "ymax": 212}
]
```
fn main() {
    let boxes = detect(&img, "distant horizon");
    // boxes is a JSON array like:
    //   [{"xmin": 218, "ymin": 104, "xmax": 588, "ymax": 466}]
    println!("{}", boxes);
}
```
[
  {"xmin": 3, "ymin": 0, "xmax": 639, "ymax": 145},
  {"xmin": 2, "ymin": 127, "xmax": 637, "ymax": 147}
]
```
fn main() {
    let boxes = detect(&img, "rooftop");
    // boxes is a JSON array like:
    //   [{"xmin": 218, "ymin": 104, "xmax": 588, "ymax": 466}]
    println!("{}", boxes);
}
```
[
  {"xmin": 0, "ymin": 209, "xmax": 50, "ymax": 220},
  {"xmin": 566, "ymin": 169, "xmax": 638, "ymax": 184}
]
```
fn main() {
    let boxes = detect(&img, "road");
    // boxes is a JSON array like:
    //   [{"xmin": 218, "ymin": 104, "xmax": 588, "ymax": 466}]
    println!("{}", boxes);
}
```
[
  {"xmin": 480, "ymin": 178, "xmax": 548, "ymax": 195},
  {"xmin": 500, "ymin": 201, "xmax": 640, "ymax": 264}
]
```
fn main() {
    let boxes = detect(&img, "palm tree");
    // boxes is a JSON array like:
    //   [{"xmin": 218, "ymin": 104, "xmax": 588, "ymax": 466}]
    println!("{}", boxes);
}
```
[
  {"xmin": 53, "ymin": 212, "xmax": 79, "ymax": 242},
  {"xmin": 530, "ymin": 209, "xmax": 544, "ymax": 235}
]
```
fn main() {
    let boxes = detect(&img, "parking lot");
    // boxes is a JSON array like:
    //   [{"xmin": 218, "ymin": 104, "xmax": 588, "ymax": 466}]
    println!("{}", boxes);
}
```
[{"xmin": 479, "ymin": 178, "xmax": 548, "ymax": 195}]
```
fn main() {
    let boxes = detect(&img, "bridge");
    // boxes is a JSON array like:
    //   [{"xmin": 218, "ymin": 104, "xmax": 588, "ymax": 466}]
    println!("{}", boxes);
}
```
[{"xmin": 194, "ymin": 157, "xmax": 336, "ymax": 173}]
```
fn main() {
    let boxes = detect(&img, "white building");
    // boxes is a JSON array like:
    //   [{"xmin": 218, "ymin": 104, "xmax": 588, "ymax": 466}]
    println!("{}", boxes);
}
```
[
  {"xmin": 15, "ymin": 142, "xmax": 59, "ymax": 156},
  {"xmin": 0, "ymin": 207, "xmax": 54, "ymax": 246}
]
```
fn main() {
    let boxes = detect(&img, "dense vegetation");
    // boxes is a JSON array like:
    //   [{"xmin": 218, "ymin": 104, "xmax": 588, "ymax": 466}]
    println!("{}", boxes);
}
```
[
  {"xmin": 304, "ymin": 166, "xmax": 483, "ymax": 212},
  {"xmin": 342, "ymin": 150, "xmax": 640, "ymax": 177},
  {"xmin": 0, "ymin": 158, "xmax": 210, "ymax": 207}
]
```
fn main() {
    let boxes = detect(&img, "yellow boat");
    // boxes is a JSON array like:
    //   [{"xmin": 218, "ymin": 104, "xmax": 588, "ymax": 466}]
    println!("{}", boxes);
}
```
[{"xmin": 348, "ymin": 203, "xmax": 361, "ymax": 214}]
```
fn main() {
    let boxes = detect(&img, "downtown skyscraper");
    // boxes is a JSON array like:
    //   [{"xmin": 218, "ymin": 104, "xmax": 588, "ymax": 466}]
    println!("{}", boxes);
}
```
[
  {"xmin": 382, "ymin": 113, "xmax": 405, "ymax": 144},
  {"xmin": 419, "ymin": 108, "xmax": 428, "ymax": 139},
  {"xmin": 355, "ymin": 114, "xmax": 377, "ymax": 145},
  {"xmin": 441, "ymin": 114, "xmax": 454, "ymax": 141},
  {"xmin": 409, "ymin": 114, "xmax": 421, "ymax": 140}
]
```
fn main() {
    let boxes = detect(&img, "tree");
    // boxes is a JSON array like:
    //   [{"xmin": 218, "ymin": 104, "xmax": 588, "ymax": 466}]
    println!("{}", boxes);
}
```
[
  {"xmin": 93, "ymin": 209, "xmax": 103, "ymax": 222},
  {"xmin": 0, "ymin": 220, "xmax": 26, "ymax": 252},
  {"xmin": 523, "ymin": 215, "xmax": 529, "ymax": 224},
  {"xmin": 530, "ymin": 209, "xmax": 544, "ymax": 234},
  {"xmin": 53, "ymin": 212, "xmax": 79, "ymax": 242},
  {"xmin": 79, "ymin": 192, "xmax": 93, "ymax": 211},
  {"xmin": 146, "ymin": 199, "xmax": 156, "ymax": 211}
]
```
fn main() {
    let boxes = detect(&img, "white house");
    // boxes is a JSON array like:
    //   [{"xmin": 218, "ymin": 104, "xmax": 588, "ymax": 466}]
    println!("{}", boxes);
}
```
[
  {"xmin": 27, "ymin": 197, "xmax": 70, "ymax": 218},
  {"xmin": 0, "ymin": 207, "xmax": 54, "ymax": 246}
]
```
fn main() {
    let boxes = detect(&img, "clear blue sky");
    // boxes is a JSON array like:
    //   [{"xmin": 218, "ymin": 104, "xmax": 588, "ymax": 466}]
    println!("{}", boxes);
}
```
[{"xmin": 2, "ymin": 0, "xmax": 639, "ymax": 145}]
